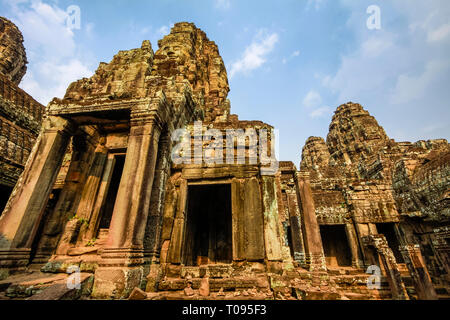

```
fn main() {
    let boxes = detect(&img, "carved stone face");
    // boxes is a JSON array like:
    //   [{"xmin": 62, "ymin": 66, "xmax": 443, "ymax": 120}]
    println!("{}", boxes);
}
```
[{"xmin": 0, "ymin": 17, "xmax": 27, "ymax": 84}]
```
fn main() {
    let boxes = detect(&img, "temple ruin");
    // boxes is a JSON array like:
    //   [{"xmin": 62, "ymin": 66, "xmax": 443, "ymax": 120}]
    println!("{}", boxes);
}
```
[
  {"xmin": 0, "ymin": 17, "xmax": 45, "ymax": 216},
  {"xmin": 0, "ymin": 20, "xmax": 448, "ymax": 300}
]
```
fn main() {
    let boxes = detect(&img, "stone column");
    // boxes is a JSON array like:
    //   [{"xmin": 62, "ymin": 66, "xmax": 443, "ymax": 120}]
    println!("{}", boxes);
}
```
[
  {"xmin": 243, "ymin": 177, "xmax": 265, "ymax": 261},
  {"xmin": 345, "ymin": 222, "xmax": 364, "ymax": 268},
  {"xmin": 261, "ymin": 176, "xmax": 283, "ymax": 261},
  {"xmin": 143, "ymin": 134, "xmax": 171, "ymax": 292},
  {"xmin": 84, "ymin": 153, "xmax": 116, "ymax": 242},
  {"xmin": 74, "ymin": 143, "xmax": 108, "ymax": 245},
  {"xmin": 296, "ymin": 171, "xmax": 325, "ymax": 271},
  {"xmin": 36, "ymin": 127, "xmax": 101, "ymax": 260},
  {"xmin": 143, "ymin": 134, "xmax": 171, "ymax": 259},
  {"xmin": 354, "ymin": 222, "xmax": 374, "ymax": 266},
  {"xmin": 93, "ymin": 114, "xmax": 162, "ymax": 298},
  {"xmin": 0, "ymin": 116, "xmax": 75, "ymax": 269},
  {"xmin": 362, "ymin": 235, "xmax": 409, "ymax": 300},
  {"xmin": 285, "ymin": 190, "xmax": 306, "ymax": 265},
  {"xmin": 400, "ymin": 244, "xmax": 438, "ymax": 300},
  {"xmin": 166, "ymin": 179, "xmax": 187, "ymax": 264}
]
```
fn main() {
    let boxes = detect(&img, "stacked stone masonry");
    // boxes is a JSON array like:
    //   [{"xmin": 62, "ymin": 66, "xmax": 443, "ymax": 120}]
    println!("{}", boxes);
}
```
[
  {"xmin": 0, "ymin": 17, "xmax": 45, "ymax": 214},
  {"xmin": 0, "ymin": 20, "xmax": 448, "ymax": 300}
]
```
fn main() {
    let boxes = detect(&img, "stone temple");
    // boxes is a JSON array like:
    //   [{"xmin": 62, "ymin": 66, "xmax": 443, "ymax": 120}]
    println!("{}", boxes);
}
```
[{"xmin": 0, "ymin": 20, "xmax": 449, "ymax": 300}]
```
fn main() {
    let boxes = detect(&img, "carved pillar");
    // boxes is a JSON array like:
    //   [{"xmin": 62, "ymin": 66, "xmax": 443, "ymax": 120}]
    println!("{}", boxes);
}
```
[
  {"xmin": 36, "ymin": 127, "xmax": 101, "ymax": 260},
  {"xmin": 0, "ymin": 116, "xmax": 75, "ymax": 269},
  {"xmin": 231, "ymin": 178, "xmax": 245, "ymax": 261},
  {"xmin": 93, "ymin": 113, "xmax": 162, "ymax": 298},
  {"xmin": 243, "ymin": 177, "xmax": 265, "ymax": 261},
  {"xmin": 83, "ymin": 153, "xmax": 116, "ymax": 242},
  {"xmin": 362, "ymin": 235, "xmax": 409, "ymax": 300},
  {"xmin": 286, "ymin": 190, "xmax": 306, "ymax": 265},
  {"xmin": 74, "ymin": 142, "xmax": 108, "ymax": 245},
  {"xmin": 296, "ymin": 171, "xmax": 325, "ymax": 271},
  {"xmin": 400, "ymin": 244, "xmax": 438, "ymax": 300},
  {"xmin": 345, "ymin": 222, "xmax": 364, "ymax": 268},
  {"xmin": 261, "ymin": 176, "xmax": 282, "ymax": 261},
  {"xmin": 166, "ymin": 179, "xmax": 187, "ymax": 264},
  {"xmin": 143, "ymin": 134, "xmax": 171, "ymax": 260},
  {"xmin": 143, "ymin": 134, "xmax": 171, "ymax": 292}
]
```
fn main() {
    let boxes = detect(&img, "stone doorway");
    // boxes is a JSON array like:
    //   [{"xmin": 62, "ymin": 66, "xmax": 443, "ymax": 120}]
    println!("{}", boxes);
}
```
[
  {"xmin": 320, "ymin": 225, "xmax": 352, "ymax": 267},
  {"xmin": 0, "ymin": 184, "xmax": 13, "ymax": 216},
  {"xmin": 182, "ymin": 184, "xmax": 233, "ymax": 266},
  {"xmin": 376, "ymin": 223, "xmax": 404, "ymax": 263},
  {"xmin": 97, "ymin": 154, "xmax": 126, "ymax": 233}
]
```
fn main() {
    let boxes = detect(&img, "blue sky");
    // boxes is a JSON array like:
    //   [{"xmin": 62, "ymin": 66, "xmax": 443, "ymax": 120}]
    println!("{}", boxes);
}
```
[{"xmin": 1, "ymin": 0, "xmax": 449, "ymax": 165}]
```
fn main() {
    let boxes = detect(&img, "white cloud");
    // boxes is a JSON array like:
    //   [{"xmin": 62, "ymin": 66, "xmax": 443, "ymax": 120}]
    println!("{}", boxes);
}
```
[
  {"xmin": 5, "ymin": 0, "xmax": 94, "ymax": 105},
  {"xmin": 307, "ymin": 0, "xmax": 325, "ymax": 10},
  {"xmin": 327, "ymin": 1, "xmax": 450, "ymax": 105},
  {"xmin": 428, "ymin": 23, "xmax": 450, "ymax": 43},
  {"xmin": 230, "ymin": 30, "xmax": 279, "ymax": 77},
  {"xmin": 22, "ymin": 59, "xmax": 92, "ymax": 104},
  {"xmin": 303, "ymin": 90, "xmax": 330, "ymax": 118},
  {"xmin": 303, "ymin": 90, "xmax": 322, "ymax": 108},
  {"xmin": 322, "ymin": 0, "xmax": 450, "ymax": 142},
  {"xmin": 390, "ymin": 60, "xmax": 450, "ymax": 105},
  {"xmin": 310, "ymin": 106, "xmax": 332, "ymax": 118},
  {"xmin": 157, "ymin": 25, "xmax": 170, "ymax": 36},
  {"xmin": 282, "ymin": 50, "xmax": 300, "ymax": 64},
  {"xmin": 85, "ymin": 22, "xmax": 95, "ymax": 38},
  {"xmin": 324, "ymin": 31, "xmax": 402, "ymax": 103},
  {"xmin": 140, "ymin": 26, "xmax": 151, "ymax": 35},
  {"xmin": 215, "ymin": 0, "xmax": 231, "ymax": 10}
]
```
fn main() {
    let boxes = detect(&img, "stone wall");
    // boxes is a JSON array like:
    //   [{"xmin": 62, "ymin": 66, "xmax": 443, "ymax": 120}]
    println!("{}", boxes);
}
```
[
  {"xmin": 299, "ymin": 102, "xmax": 450, "ymax": 291},
  {"xmin": 0, "ymin": 18, "xmax": 44, "ymax": 191},
  {"xmin": 0, "ymin": 17, "xmax": 27, "ymax": 85}
]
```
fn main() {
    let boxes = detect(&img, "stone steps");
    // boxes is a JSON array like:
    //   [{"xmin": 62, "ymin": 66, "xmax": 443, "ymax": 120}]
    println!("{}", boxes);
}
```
[
  {"xmin": 0, "ymin": 271, "xmax": 93, "ymax": 300},
  {"xmin": 144, "ymin": 290, "xmax": 273, "ymax": 300},
  {"xmin": 158, "ymin": 276, "xmax": 269, "ymax": 292}
]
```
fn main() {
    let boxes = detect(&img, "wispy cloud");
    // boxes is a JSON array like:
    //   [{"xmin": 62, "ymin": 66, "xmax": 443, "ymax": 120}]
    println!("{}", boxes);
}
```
[
  {"xmin": 157, "ymin": 24, "xmax": 173, "ymax": 37},
  {"xmin": 303, "ymin": 90, "xmax": 322, "ymax": 108},
  {"xmin": 427, "ymin": 23, "xmax": 450, "ymax": 43},
  {"xmin": 309, "ymin": 106, "xmax": 332, "ymax": 118},
  {"xmin": 390, "ymin": 60, "xmax": 450, "ymax": 105},
  {"xmin": 230, "ymin": 30, "xmax": 279, "ymax": 77},
  {"xmin": 5, "ymin": 0, "xmax": 94, "ymax": 105},
  {"xmin": 307, "ymin": 0, "xmax": 325, "ymax": 10},
  {"xmin": 282, "ymin": 50, "xmax": 300, "ymax": 64},
  {"xmin": 302, "ymin": 90, "xmax": 331, "ymax": 118},
  {"xmin": 318, "ymin": 0, "xmax": 450, "ymax": 141},
  {"xmin": 215, "ymin": 0, "xmax": 231, "ymax": 10}
]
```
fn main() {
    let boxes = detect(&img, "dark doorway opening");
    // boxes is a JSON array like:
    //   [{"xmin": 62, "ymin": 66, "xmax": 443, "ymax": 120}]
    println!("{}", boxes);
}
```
[
  {"xmin": 183, "ymin": 184, "xmax": 232, "ymax": 266},
  {"xmin": 29, "ymin": 189, "xmax": 62, "ymax": 263},
  {"xmin": 0, "ymin": 184, "xmax": 13, "ymax": 216},
  {"xmin": 376, "ymin": 223, "xmax": 404, "ymax": 263},
  {"xmin": 98, "ymin": 154, "xmax": 125, "ymax": 231},
  {"xmin": 320, "ymin": 224, "xmax": 352, "ymax": 267},
  {"xmin": 286, "ymin": 225, "xmax": 295, "ymax": 258}
]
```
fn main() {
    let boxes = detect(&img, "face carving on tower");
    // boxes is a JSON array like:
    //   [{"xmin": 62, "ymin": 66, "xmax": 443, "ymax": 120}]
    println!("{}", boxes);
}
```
[
  {"xmin": 57, "ymin": 22, "xmax": 230, "ymax": 123},
  {"xmin": 0, "ymin": 17, "xmax": 28, "ymax": 85}
]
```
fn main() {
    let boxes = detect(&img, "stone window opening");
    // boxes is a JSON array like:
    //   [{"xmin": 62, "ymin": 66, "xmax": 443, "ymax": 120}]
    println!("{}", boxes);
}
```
[{"xmin": 182, "ymin": 183, "xmax": 233, "ymax": 266}]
